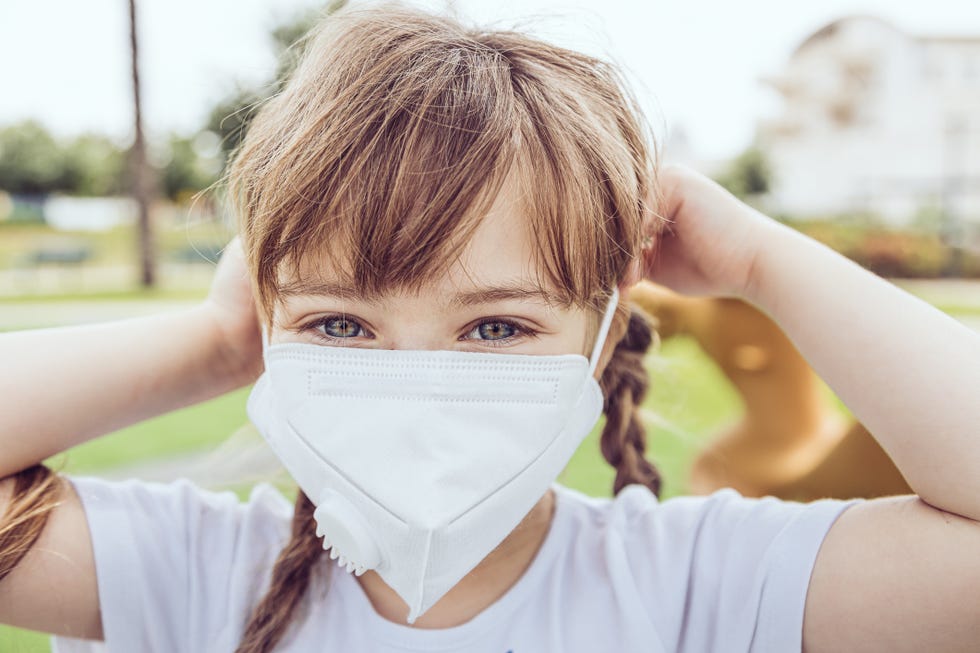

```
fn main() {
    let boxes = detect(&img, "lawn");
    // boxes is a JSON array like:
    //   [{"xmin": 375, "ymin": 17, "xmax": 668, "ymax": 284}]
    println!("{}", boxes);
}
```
[{"xmin": 42, "ymin": 387, "xmax": 253, "ymax": 475}]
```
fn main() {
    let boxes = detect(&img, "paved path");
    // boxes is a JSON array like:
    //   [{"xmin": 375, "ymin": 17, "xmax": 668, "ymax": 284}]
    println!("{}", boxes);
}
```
[
  {"xmin": 0, "ymin": 298, "xmax": 199, "ymax": 330},
  {"xmin": 0, "ymin": 263, "xmax": 213, "ymax": 298}
]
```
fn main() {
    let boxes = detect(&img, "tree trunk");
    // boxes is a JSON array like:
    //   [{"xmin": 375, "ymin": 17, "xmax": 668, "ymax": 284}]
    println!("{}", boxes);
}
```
[{"xmin": 129, "ymin": 0, "xmax": 155, "ymax": 287}]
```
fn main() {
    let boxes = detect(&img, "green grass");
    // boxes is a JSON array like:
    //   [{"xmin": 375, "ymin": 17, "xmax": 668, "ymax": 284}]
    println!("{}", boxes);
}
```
[
  {"xmin": 0, "ymin": 219, "xmax": 229, "ymax": 301},
  {"xmin": 933, "ymin": 303, "xmax": 980, "ymax": 316},
  {"xmin": 0, "ymin": 627, "xmax": 48, "ymax": 653},
  {"xmin": 43, "ymin": 387, "xmax": 253, "ymax": 475},
  {"xmin": 561, "ymin": 336, "xmax": 744, "ymax": 498}
]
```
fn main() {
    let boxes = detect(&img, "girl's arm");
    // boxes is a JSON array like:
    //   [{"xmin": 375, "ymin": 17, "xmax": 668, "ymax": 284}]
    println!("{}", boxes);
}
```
[
  {"xmin": 0, "ymin": 238, "xmax": 261, "ymax": 639},
  {"xmin": 0, "ymin": 237, "xmax": 262, "ymax": 480},
  {"xmin": 744, "ymin": 219, "xmax": 980, "ymax": 521},
  {"xmin": 644, "ymin": 165, "xmax": 980, "ymax": 653},
  {"xmin": 0, "ymin": 306, "xmax": 247, "ymax": 479}
]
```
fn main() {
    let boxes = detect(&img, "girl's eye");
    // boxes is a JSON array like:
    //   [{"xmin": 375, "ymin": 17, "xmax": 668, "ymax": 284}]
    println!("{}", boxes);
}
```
[
  {"xmin": 474, "ymin": 321, "xmax": 515, "ymax": 340},
  {"xmin": 301, "ymin": 315, "xmax": 535, "ymax": 347},
  {"xmin": 465, "ymin": 319, "xmax": 527, "ymax": 344},
  {"xmin": 317, "ymin": 316, "xmax": 365, "ymax": 339}
]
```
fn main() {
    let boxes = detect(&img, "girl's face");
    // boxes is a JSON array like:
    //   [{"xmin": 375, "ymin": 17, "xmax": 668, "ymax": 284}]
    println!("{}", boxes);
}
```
[{"xmin": 268, "ymin": 184, "xmax": 596, "ymax": 360}]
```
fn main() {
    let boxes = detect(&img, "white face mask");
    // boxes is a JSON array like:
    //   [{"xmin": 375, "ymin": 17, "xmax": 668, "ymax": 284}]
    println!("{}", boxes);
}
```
[{"xmin": 246, "ymin": 286, "xmax": 620, "ymax": 623}]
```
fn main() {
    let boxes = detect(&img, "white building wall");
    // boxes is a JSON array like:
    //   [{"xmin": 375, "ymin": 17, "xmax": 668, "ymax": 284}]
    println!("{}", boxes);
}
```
[
  {"xmin": 757, "ymin": 16, "xmax": 980, "ymax": 237},
  {"xmin": 43, "ymin": 196, "xmax": 137, "ymax": 231}
]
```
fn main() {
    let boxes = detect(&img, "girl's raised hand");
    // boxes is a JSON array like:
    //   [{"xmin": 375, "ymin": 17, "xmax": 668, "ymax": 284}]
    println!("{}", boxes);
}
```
[
  {"xmin": 202, "ymin": 236, "xmax": 264, "ymax": 385},
  {"xmin": 641, "ymin": 164, "xmax": 775, "ymax": 299}
]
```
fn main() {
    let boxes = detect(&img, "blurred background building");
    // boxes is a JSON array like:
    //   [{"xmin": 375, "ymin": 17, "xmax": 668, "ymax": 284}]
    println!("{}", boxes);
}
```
[{"xmin": 756, "ymin": 16, "xmax": 980, "ymax": 243}]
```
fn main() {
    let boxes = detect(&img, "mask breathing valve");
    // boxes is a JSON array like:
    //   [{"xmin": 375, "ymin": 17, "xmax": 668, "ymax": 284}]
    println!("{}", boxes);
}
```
[{"xmin": 314, "ymin": 488, "xmax": 382, "ymax": 576}]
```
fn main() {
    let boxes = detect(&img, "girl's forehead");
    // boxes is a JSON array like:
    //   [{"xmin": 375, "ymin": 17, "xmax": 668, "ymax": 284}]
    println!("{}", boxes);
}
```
[
  {"xmin": 277, "ymin": 181, "xmax": 555, "ymax": 299},
  {"xmin": 277, "ymin": 249, "xmax": 567, "ymax": 310},
  {"xmin": 274, "ymin": 275, "xmax": 571, "ymax": 313}
]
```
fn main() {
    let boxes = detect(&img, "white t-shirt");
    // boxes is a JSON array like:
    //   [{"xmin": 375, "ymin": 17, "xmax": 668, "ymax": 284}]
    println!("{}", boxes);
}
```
[{"xmin": 52, "ymin": 475, "xmax": 859, "ymax": 653}]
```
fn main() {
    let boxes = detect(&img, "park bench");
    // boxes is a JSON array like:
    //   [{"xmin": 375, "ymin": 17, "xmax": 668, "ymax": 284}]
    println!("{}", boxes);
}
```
[{"xmin": 26, "ymin": 245, "xmax": 93, "ymax": 266}]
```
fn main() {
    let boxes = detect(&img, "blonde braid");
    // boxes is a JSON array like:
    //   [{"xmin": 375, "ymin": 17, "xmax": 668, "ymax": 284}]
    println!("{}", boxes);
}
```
[{"xmin": 598, "ymin": 306, "xmax": 662, "ymax": 497}]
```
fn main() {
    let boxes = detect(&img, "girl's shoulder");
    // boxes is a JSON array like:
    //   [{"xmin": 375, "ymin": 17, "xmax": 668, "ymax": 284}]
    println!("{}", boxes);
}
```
[
  {"xmin": 53, "ymin": 475, "xmax": 295, "ymax": 653},
  {"xmin": 54, "ymin": 475, "xmax": 863, "ymax": 653},
  {"xmin": 555, "ymin": 480, "xmax": 859, "ymax": 529},
  {"xmin": 64, "ymin": 474, "xmax": 295, "ymax": 564},
  {"xmin": 547, "ymin": 482, "xmax": 862, "ymax": 652},
  {"xmin": 552, "ymin": 480, "xmax": 860, "ymax": 566}
]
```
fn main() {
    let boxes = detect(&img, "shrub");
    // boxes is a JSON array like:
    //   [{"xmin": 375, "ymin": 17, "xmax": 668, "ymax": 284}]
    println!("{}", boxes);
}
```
[{"xmin": 784, "ymin": 218, "xmax": 979, "ymax": 278}]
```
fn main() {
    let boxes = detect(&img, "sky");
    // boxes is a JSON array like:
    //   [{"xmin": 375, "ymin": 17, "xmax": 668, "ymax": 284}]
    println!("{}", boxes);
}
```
[{"xmin": 1, "ymin": 0, "xmax": 979, "ymax": 161}]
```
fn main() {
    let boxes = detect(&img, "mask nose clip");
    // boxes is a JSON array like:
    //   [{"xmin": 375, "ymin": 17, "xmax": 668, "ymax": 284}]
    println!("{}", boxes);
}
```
[{"xmin": 314, "ymin": 488, "xmax": 383, "ymax": 576}]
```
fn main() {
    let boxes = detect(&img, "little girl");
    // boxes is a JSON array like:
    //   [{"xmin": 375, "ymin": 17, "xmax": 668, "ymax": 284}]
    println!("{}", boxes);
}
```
[{"xmin": 2, "ymin": 3, "xmax": 978, "ymax": 652}]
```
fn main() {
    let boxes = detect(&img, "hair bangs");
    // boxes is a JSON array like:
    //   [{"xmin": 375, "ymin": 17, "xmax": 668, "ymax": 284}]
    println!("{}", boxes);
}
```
[
  {"xmin": 274, "ymin": 61, "xmax": 523, "ymax": 306},
  {"xmin": 231, "ymin": 10, "xmax": 527, "ymax": 323},
  {"xmin": 227, "ymin": 3, "xmax": 660, "ymax": 327}
]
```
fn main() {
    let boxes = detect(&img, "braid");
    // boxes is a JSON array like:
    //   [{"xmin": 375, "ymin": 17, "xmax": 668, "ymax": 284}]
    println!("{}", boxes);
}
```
[
  {"xmin": 598, "ymin": 305, "xmax": 662, "ymax": 497},
  {"xmin": 235, "ymin": 490, "xmax": 326, "ymax": 653},
  {"xmin": 0, "ymin": 464, "xmax": 64, "ymax": 584}
]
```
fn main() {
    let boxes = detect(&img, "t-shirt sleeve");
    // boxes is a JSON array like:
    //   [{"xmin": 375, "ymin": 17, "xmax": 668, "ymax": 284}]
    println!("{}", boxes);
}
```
[
  {"xmin": 49, "ymin": 475, "xmax": 293, "ymax": 653},
  {"xmin": 615, "ymin": 486, "xmax": 861, "ymax": 653}
]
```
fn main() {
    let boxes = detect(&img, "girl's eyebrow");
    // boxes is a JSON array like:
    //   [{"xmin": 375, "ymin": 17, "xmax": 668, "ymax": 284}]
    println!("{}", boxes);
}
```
[
  {"xmin": 279, "ymin": 280, "xmax": 377, "ymax": 303},
  {"xmin": 277, "ymin": 280, "xmax": 566, "ymax": 308},
  {"xmin": 451, "ymin": 284, "xmax": 566, "ymax": 308}
]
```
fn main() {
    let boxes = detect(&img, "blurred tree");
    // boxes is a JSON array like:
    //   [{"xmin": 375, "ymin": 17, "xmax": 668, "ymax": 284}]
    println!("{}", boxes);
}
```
[
  {"xmin": 0, "ymin": 123, "xmax": 126, "ymax": 196},
  {"xmin": 0, "ymin": 121, "xmax": 64, "ymax": 194},
  {"xmin": 269, "ymin": 7, "xmax": 328, "ymax": 84},
  {"xmin": 206, "ymin": 87, "xmax": 267, "ymax": 168},
  {"xmin": 208, "ymin": 0, "xmax": 348, "ymax": 169},
  {"xmin": 0, "ymin": 0, "xmax": 349, "ymax": 209},
  {"xmin": 61, "ymin": 134, "xmax": 127, "ymax": 196},
  {"xmin": 160, "ymin": 133, "xmax": 220, "ymax": 201},
  {"xmin": 715, "ymin": 147, "xmax": 771, "ymax": 199}
]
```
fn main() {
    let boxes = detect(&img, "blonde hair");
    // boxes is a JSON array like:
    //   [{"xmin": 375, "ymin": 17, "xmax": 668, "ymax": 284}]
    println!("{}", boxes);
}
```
[{"xmin": 226, "ymin": 2, "xmax": 660, "ymax": 328}]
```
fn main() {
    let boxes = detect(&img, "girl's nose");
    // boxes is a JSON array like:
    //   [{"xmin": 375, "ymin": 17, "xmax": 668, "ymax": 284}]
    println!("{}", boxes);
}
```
[{"xmin": 384, "ymin": 332, "xmax": 447, "ymax": 352}]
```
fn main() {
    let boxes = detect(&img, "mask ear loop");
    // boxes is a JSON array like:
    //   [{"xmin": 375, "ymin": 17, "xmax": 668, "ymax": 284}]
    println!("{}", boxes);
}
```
[{"xmin": 587, "ymin": 286, "xmax": 620, "ymax": 376}]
